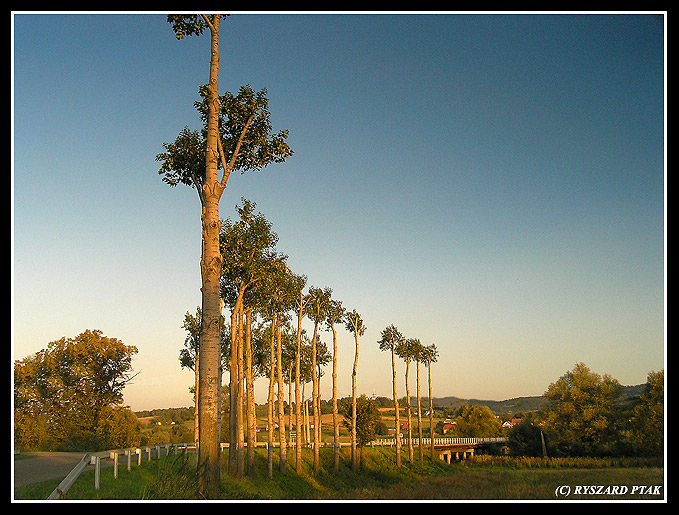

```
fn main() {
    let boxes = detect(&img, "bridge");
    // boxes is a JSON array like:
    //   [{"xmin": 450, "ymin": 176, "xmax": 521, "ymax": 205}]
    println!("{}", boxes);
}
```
[
  {"xmin": 212, "ymin": 436, "xmax": 509, "ymax": 464},
  {"xmin": 368, "ymin": 437, "xmax": 508, "ymax": 463}
]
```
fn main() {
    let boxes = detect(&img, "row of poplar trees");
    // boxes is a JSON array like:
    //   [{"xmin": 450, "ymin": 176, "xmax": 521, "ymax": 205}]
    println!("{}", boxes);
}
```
[
  {"xmin": 379, "ymin": 326, "xmax": 439, "ymax": 466},
  {"xmin": 178, "ymin": 201, "xmax": 443, "ymax": 484},
  {"xmin": 177, "ymin": 198, "xmax": 369, "ymax": 482},
  {"xmin": 155, "ymin": 14, "xmax": 376, "ymax": 497}
]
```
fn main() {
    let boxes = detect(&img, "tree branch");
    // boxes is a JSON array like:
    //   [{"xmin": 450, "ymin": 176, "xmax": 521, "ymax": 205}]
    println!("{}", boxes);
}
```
[
  {"xmin": 200, "ymin": 14, "xmax": 216, "ymax": 34},
  {"xmin": 218, "ymin": 111, "xmax": 257, "ymax": 189}
]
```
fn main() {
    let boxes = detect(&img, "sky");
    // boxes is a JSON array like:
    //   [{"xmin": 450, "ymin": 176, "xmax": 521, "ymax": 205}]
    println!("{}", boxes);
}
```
[{"xmin": 12, "ymin": 12, "xmax": 665, "ymax": 412}]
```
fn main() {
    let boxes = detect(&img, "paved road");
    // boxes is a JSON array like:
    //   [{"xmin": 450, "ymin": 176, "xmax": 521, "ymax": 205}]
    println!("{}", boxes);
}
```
[
  {"xmin": 13, "ymin": 448, "xmax": 164, "ymax": 491},
  {"xmin": 13, "ymin": 452, "xmax": 90, "ymax": 490}
]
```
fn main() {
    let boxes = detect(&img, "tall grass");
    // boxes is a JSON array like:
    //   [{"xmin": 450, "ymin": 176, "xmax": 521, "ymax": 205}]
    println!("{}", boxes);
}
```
[
  {"xmin": 141, "ymin": 450, "xmax": 202, "ymax": 500},
  {"xmin": 465, "ymin": 454, "xmax": 664, "ymax": 469},
  {"xmin": 14, "ymin": 447, "xmax": 664, "ymax": 500}
]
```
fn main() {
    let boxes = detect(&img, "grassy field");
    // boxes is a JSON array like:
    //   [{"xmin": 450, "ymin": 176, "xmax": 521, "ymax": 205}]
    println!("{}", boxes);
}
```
[{"xmin": 14, "ymin": 448, "xmax": 664, "ymax": 501}]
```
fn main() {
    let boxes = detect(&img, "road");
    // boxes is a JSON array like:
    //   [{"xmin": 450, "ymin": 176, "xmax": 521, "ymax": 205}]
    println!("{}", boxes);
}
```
[
  {"xmin": 13, "ymin": 452, "xmax": 91, "ymax": 490},
  {"xmin": 13, "ymin": 448, "xmax": 166, "ymax": 492}
]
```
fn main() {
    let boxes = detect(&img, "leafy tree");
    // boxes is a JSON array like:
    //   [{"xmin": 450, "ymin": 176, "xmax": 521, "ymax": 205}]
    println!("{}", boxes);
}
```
[
  {"xmin": 305, "ymin": 286, "xmax": 333, "ymax": 473},
  {"xmin": 271, "ymin": 270, "xmax": 299, "ymax": 474},
  {"xmin": 507, "ymin": 419, "xmax": 545, "ymax": 457},
  {"xmin": 397, "ymin": 337, "xmax": 420, "ymax": 462},
  {"xmin": 96, "ymin": 406, "xmax": 142, "ymax": 450},
  {"xmin": 423, "ymin": 343, "xmax": 438, "ymax": 459},
  {"xmin": 412, "ymin": 339, "xmax": 426, "ymax": 461},
  {"xmin": 378, "ymin": 324, "xmax": 405, "ymax": 466},
  {"xmin": 344, "ymin": 309, "xmax": 366, "ymax": 471},
  {"xmin": 158, "ymin": 14, "xmax": 292, "ymax": 497},
  {"xmin": 624, "ymin": 369, "xmax": 664, "ymax": 457},
  {"xmin": 253, "ymin": 255, "xmax": 291, "ymax": 476},
  {"xmin": 290, "ymin": 274, "xmax": 309, "ymax": 473},
  {"xmin": 219, "ymin": 198, "xmax": 280, "ymax": 476},
  {"xmin": 452, "ymin": 404, "xmax": 502, "ymax": 438},
  {"xmin": 541, "ymin": 362, "xmax": 623, "ymax": 457},
  {"xmin": 179, "ymin": 308, "xmax": 202, "ymax": 447},
  {"xmin": 324, "ymin": 298, "xmax": 345, "ymax": 471},
  {"xmin": 161, "ymin": 15, "xmax": 224, "ymax": 494},
  {"xmin": 14, "ymin": 330, "xmax": 138, "ymax": 451},
  {"xmin": 340, "ymin": 395, "xmax": 381, "ymax": 468}
]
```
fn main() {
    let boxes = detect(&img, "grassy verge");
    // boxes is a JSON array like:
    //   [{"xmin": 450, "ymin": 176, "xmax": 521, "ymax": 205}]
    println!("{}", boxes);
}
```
[{"xmin": 14, "ymin": 448, "xmax": 664, "ymax": 501}]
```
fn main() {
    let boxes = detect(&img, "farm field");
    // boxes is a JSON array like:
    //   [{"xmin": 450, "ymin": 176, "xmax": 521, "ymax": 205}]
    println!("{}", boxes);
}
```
[{"xmin": 14, "ymin": 447, "xmax": 664, "ymax": 501}]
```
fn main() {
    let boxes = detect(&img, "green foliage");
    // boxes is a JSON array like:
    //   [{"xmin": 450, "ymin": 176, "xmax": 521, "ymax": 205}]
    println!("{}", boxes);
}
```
[
  {"xmin": 344, "ymin": 309, "xmax": 366, "ymax": 336},
  {"xmin": 14, "ymin": 330, "xmax": 139, "ymax": 451},
  {"xmin": 538, "ymin": 363, "xmax": 665, "ymax": 458},
  {"xmin": 156, "ymin": 86, "xmax": 293, "ymax": 204},
  {"xmin": 166, "ymin": 14, "xmax": 211, "ymax": 40},
  {"xmin": 540, "ymin": 363, "xmax": 624, "ymax": 457},
  {"xmin": 219, "ymin": 198, "xmax": 282, "ymax": 309},
  {"xmin": 340, "ymin": 395, "xmax": 381, "ymax": 449},
  {"xmin": 622, "ymin": 370, "xmax": 664, "ymax": 456},
  {"xmin": 377, "ymin": 324, "xmax": 404, "ymax": 352},
  {"xmin": 507, "ymin": 420, "xmax": 545, "ymax": 457},
  {"xmin": 450, "ymin": 403, "xmax": 503, "ymax": 438}
]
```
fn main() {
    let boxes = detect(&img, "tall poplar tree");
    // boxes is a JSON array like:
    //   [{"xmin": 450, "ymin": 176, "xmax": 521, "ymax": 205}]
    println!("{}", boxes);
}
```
[
  {"xmin": 306, "ymin": 286, "xmax": 332, "ymax": 473},
  {"xmin": 292, "ymin": 279, "xmax": 309, "ymax": 473},
  {"xmin": 378, "ymin": 324, "xmax": 404, "ymax": 467},
  {"xmin": 413, "ymin": 339, "xmax": 426, "ymax": 461},
  {"xmin": 324, "ymin": 299, "xmax": 345, "ymax": 471},
  {"xmin": 162, "ymin": 15, "xmax": 223, "ymax": 495},
  {"xmin": 397, "ymin": 337, "xmax": 420, "ymax": 462},
  {"xmin": 344, "ymin": 309, "xmax": 366, "ymax": 471},
  {"xmin": 424, "ymin": 344, "xmax": 439, "ymax": 460},
  {"xmin": 158, "ymin": 15, "xmax": 292, "ymax": 495}
]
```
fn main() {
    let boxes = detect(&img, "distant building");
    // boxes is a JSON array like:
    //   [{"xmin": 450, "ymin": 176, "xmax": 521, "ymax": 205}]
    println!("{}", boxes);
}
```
[{"xmin": 442, "ymin": 422, "xmax": 457, "ymax": 434}]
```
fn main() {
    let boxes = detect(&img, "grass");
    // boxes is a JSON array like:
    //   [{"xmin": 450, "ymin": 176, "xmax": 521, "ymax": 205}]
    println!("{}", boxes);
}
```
[{"xmin": 13, "ymin": 448, "xmax": 664, "ymax": 501}]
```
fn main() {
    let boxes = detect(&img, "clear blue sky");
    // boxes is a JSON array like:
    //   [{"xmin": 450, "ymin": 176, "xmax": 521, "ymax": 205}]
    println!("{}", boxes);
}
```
[{"xmin": 12, "ymin": 12, "xmax": 665, "ymax": 411}]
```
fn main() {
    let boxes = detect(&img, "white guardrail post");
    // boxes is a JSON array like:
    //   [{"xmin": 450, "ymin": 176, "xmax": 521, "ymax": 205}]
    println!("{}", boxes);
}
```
[
  {"xmin": 47, "ymin": 454, "xmax": 91, "ymax": 500},
  {"xmin": 47, "ymin": 443, "xmax": 198, "ymax": 499}
]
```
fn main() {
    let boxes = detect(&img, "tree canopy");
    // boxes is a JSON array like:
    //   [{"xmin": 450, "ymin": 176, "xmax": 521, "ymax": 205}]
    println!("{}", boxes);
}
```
[{"xmin": 14, "ymin": 329, "xmax": 138, "ymax": 451}]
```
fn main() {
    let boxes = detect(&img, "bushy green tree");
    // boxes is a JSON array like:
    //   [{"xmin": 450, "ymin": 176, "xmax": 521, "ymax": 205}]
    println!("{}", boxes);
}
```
[
  {"xmin": 507, "ymin": 419, "xmax": 544, "ymax": 457},
  {"xmin": 340, "ymin": 395, "xmax": 380, "ymax": 468},
  {"xmin": 624, "ymin": 370, "xmax": 664, "ymax": 457},
  {"xmin": 14, "ymin": 330, "xmax": 138, "ymax": 451},
  {"xmin": 452, "ymin": 403, "xmax": 502, "ymax": 438},
  {"xmin": 541, "ymin": 362, "xmax": 623, "ymax": 457}
]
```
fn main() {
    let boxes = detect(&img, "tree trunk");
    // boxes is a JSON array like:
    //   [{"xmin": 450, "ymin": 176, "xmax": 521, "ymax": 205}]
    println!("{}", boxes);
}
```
[
  {"xmin": 416, "ymin": 361, "xmax": 423, "ymax": 461},
  {"xmin": 331, "ymin": 323, "xmax": 340, "ymax": 471},
  {"xmin": 294, "ymin": 294, "xmax": 303, "ymax": 474},
  {"xmin": 267, "ymin": 313, "xmax": 276, "ymax": 478},
  {"xmin": 275, "ymin": 321, "xmax": 287, "ymax": 473},
  {"xmin": 228, "ymin": 303, "xmax": 238, "ymax": 475},
  {"xmin": 197, "ymin": 14, "xmax": 222, "ymax": 499},
  {"xmin": 194, "ymin": 362, "xmax": 199, "ymax": 447},
  {"xmin": 405, "ymin": 359, "xmax": 413, "ymax": 462},
  {"xmin": 311, "ymin": 321, "xmax": 320, "ymax": 474},
  {"xmin": 237, "ymin": 303, "xmax": 245, "ymax": 476},
  {"xmin": 391, "ymin": 346, "xmax": 401, "ymax": 467},
  {"xmin": 428, "ymin": 360, "xmax": 434, "ymax": 461},
  {"xmin": 245, "ymin": 307, "xmax": 256, "ymax": 478},
  {"xmin": 351, "ymin": 332, "xmax": 359, "ymax": 471}
]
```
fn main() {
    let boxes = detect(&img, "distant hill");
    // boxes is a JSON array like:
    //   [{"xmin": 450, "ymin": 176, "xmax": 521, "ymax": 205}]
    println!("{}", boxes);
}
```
[
  {"xmin": 136, "ymin": 385, "xmax": 646, "ymax": 418},
  {"xmin": 430, "ymin": 384, "xmax": 645, "ymax": 415},
  {"xmin": 432, "ymin": 395, "xmax": 548, "ymax": 414}
]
